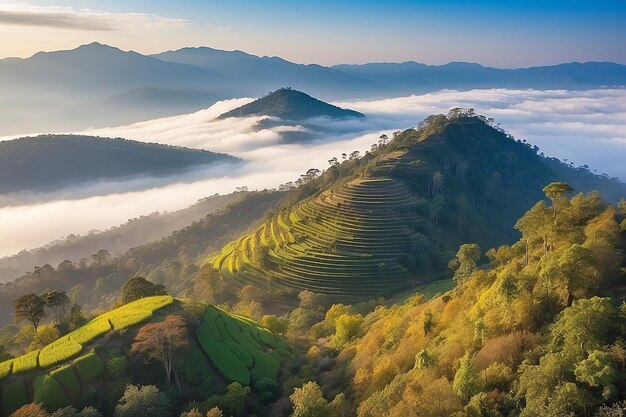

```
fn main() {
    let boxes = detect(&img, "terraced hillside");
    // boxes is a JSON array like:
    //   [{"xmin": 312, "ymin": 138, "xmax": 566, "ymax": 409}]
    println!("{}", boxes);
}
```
[
  {"xmin": 0, "ymin": 296, "xmax": 290, "ymax": 415},
  {"xmin": 213, "ymin": 173, "xmax": 425, "ymax": 301},
  {"xmin": 208, "ymin": 114, "xmax": 626, "ymax": 303}
]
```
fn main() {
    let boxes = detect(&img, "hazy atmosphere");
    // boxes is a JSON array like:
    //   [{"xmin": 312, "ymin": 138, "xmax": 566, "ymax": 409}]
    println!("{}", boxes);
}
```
[{"xmin": 1, "ymin": 2, "xmax": 625, "ymax": 417}]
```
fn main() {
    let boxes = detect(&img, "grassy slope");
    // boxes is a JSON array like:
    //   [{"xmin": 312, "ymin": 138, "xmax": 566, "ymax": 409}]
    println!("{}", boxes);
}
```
[{"xmin": 0, "ymin": 296, "xmax": 290, "ymax": 415}]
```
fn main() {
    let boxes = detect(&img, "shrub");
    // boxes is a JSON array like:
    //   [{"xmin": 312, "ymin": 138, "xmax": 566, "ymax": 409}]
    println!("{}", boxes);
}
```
[
  {"xmin": 3, "ymin": 380, "xmax": 28, "ymax": 416},
  {"xmin": 74, "ymin": 352, "xmax": 105, "ymax": 380},
  {"xmin": 12, "ymin": 349, "xmax": 40, "ymax": 374},
  {"xmin": 9, "ymin": 403, "xmax": 49, "ymax": 417},
  {"xmin": 106, "ymin": 356, "xmax": 128, "ymax": 381},
  {"xmin": 0, "ymin": 359, "xmax": 12, "ymax": 379},
  {"xmin": 196, "ymin": 323, "xmax": 250, "ymax": 385},
  {"xmin": 114, "ymin": 384, "xmax": 171, "ymax": 417},
  {"xmin": 173, "ymin": 342, "xmax": 212, "ymax": 385},
  {"xmin": 40, "ymin": 337, "xmax": 83, "ymax": 368},
  {"xmin": 50, "ymin": 364, "xmax": 81, "ymax": 399},
  {"xmin": 33, "ymin": 374, "xmax": 70, "ymax": 412}
]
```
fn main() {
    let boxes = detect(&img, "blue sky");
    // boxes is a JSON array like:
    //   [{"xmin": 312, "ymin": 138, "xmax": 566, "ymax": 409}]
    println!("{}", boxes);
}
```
[{"xmin": 0, "ymin": 0, "xmax": 624, "ymax": 66}]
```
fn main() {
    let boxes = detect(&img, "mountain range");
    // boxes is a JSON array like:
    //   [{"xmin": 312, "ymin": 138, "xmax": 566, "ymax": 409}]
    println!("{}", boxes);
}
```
[{"xmin": 1, "ymin": 43, "xmax": 625, "ymax": 135}]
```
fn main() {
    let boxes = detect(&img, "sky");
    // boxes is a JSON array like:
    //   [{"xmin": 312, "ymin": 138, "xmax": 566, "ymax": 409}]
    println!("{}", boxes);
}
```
[{"xmin": 0, "ymin": 0, "xmax": 625, "ymax": 66}]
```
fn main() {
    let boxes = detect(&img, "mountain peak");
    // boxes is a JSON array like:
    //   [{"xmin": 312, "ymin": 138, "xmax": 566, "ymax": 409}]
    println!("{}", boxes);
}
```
[{"xmin": 217, "ymin": 87, "xmax": 365, "ymax": 121}]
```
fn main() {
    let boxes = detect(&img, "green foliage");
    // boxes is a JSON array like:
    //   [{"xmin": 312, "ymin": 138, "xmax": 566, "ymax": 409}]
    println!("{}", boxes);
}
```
[
  {"xmin": 113, "ymin": 385, "xmax": 171, "ymax": 417},
  {"xmin": 33, "ymin": 374, "xmax": 70, "ymax": 412},
  {"xmin": 119, "ymin": 276, "xmax": 167, "ymax": 305},
  {"xmin": 50, "ymin": 364, "xmax": 81, "ymax": 399},
  {"xmin": 206, "ymin": 382, "xmax": 250, "ymax": 417},
  {"xmin": 332, "ymin": 313, "xmax": 364, "ymax": 348},
  {"xmin": 74, "ymin": 351, "xmax": 104, "ymax": 380},
  {"xmin": 289, "ymin": 381, "xmax": 331, "ymax": 417},
  {"xmin": 106, "ymin": 356, "xmax": 128, "ymax": 381},
  {"xmin": 575, "ymin": 350, "xmax": 618, "ymax": 399},
  {"xmin": 453, "ymin": 352, "xmax": 480, "ymax": 401},
  {"xmin": 39, "ymin": 336, "xmax": 83, "ymax": 368},
  {"xmin": 452, "ymin": 243, "xmax": 481, "ymax": 283},
  {"xmin": 13, "ymin": 293, "xmax": 46, "ymax": 329},
  {"xmin": 2, "ymin": 380, "xmax": 28, "ymax": 416}
]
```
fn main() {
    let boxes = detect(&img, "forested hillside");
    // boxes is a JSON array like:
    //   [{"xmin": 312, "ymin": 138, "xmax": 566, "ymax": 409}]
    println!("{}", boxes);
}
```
[
  {"xmin": 0, "ymin": 135, "xmax": 238, "ymax": 195},
  {"xmin": 208, "ymin": 112, "xmax": 626, "ymax": 303}
]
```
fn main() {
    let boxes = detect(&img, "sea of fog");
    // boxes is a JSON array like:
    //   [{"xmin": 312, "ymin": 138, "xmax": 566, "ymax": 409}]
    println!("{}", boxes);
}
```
[{"xmin": 0, "ymin": 88, "xmax": 625, "ymax": 258}]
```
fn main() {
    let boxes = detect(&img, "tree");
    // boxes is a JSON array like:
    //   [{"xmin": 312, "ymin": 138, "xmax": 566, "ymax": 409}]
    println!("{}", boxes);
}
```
[
  {"xmin": 207, "ymin": 383, "xmax": 250, "ymax": 417},
  {"xmin": 91, "ymin": 249, "xmax": 111, "ymax": 265},
  {"xmin": 14, "ymin": 293, "xmax": 46, "ymax": 330},
  {"xmin": 41, "ymin": 290, "xmax": 70, "ymax": 323},
  {"xmin": 333, "ymin": 314, "xmax": 363, "ymax": 348},
  {"xmin": 290, "ymin": 381, "xmax": 331, "ymax": 417},
  {"xmin": 120, "ymin": 276, "xmax": 167, "ymax": 304},
  {"xmin": 423, "ymin": 310, "xmax": 435, "ymax": 335},
  {"xmin": 10, "ymin": 403, "xmax": 50, "ymax": 417},
  {"xmin": 575, "ymin": 350, "xmax": 618, "ymax": 399},
  {"xmin": 543, "ymin": 182, "xmax": 574, "ymax": 218},
  {"xmin": 452, "ymin": 244, "xmax": 481, "ymax": 283},
  {"xmin": 131, "ymin": 315, "xmax": 189, "ymax": 387},
  {"xmin": 52, "ymin": 407, "xmax": 102, "ymax": 417},
  {"xmin": 260, "ymin": 315, "xmax": 288, "ymax": 334},
  {"xmin": 206, "ymin": 408, "xmax": 224, "ymax": 417},
  {"xmin": 556, "ymin": 244, "xmax": 599, "ymax": 306},
  {"xmin": 414, "ymin": 349, "xmax": 437, "ymax": 370},
  {"xmin": 378, "ymin": 134, "xmax": 389, "ymax": 146},
  {"xmin": 453, "ymin": 352, "xmax": 479, "ymax": 401},
  {"xmin": 114, "ymin": 385, "xmax": 170, "ymax": 417}
]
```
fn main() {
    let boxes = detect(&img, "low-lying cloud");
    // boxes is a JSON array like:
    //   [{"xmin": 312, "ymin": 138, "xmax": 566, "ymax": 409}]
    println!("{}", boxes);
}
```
[{"xmin": 0, "ymin": 88, "xmax": 624, "ymax": 259}]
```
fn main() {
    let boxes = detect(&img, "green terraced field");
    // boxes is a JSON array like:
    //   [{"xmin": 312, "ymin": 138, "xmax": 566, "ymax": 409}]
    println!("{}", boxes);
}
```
[
  {"xmin": 195, "ymin": 306, "xmax": 290, "ymax": 385},
  {"xmin": 0, "ymin": 296, "xmax": 172, "ymax": 381},
  {"xmin": 212, "ymin": 173, "xmax": 426, "ymax": 300}
]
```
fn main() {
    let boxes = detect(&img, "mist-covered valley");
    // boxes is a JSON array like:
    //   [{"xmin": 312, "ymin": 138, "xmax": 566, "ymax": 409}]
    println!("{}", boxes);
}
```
[{"xmin": 1, "ymin": 87, "xmax": 625, "ymax": 264}]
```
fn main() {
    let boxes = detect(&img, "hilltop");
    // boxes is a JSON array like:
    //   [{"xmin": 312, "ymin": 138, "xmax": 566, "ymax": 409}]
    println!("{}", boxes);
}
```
[
  {"xmin": 0, "ymin": 134, "xmax": 239, "ymax": 196},
  {"xmin": 208, "ymin": 112, "xmax": 626, "ymax": 302},
  {"xmin": 217, "ymin": 88, "xmax": 365, "ymax": 121}
]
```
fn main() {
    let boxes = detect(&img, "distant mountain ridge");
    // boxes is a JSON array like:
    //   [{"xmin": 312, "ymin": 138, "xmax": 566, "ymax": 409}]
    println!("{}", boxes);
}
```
[
  {"xmin": 0, "ymin": 42, "xmax": 625, "ymax": 135},
  {"xmin": 0, "ymin": 134, "xmax": 239, "ymax": 195},
  {"xmin": 217, "ymin": 88, "xmax": 365, "ymax": 121}
]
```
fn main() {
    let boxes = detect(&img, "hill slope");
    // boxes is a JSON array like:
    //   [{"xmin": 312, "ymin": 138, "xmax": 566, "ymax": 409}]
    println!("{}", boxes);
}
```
[
  {"xmin": 0, "ymin": 296, "xmax": 291, "ymax": 416},
  {"xmin": 209, "ymin": 114, "xmax": 626, "ymax": 302},
  {"xmin": 217, "ymin": 88, "xmax": 365, "ymax": 121},
  {"xmin": 0, "ymin": 134, "xmax": 239, "ymax": 195}
]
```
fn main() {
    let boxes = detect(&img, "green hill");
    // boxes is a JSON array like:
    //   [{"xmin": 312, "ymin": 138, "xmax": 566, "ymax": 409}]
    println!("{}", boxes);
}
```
[
  {"xmin": 217, "ymin": 88, "xmax": 365, "ymax": 121},
  {"xmin": 0, "ymin": 296, "xmax": 291, "ymax": 416},
  {"xmin": 208, "ymin": 113, "xmax": 626, "ymax": 302},
  {"xmin": 0, "ymin": 134, "xmax": 239, "ymax": 195}
]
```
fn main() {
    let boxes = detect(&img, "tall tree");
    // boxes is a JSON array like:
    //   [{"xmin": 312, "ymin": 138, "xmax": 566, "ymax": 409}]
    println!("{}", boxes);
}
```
[
  {"xmin": 41, "ymin": 290, "xmax": 70, "ymax": 323},
  {"xmin": 131, "ymin": 315, "xmax": 188, "ymax": 387},
  {"xmin": 13, "ymin": 293, "xmax": 46, "ymax": 330},
  {"xmin": 543, "ymin": 182, "xmax": 574, "ymax": 218}
]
